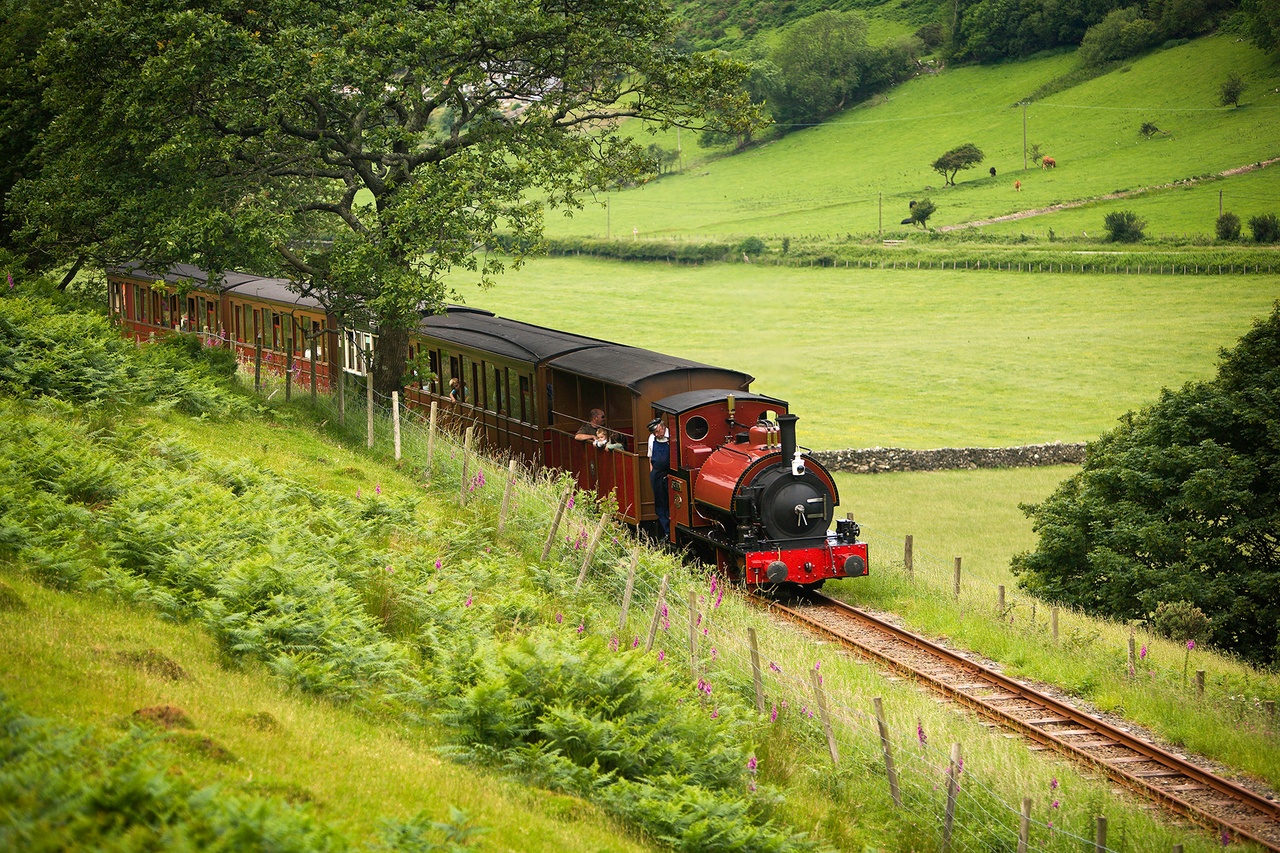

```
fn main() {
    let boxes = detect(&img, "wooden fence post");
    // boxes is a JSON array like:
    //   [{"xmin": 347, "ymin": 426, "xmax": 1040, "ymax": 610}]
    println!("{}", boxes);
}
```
[
  {"xmin": 645, "ymin": 575, "xmax": 669, "ymax": 652},
  {"xmin": 497, "ymin": 459, "xmax": 518, "ymax": 533},
  {"xmin": 1172, "ymin": 844, "xmax": 1183, "ymax": 853},
  {"xmin": 458, "ymin": 426, "xmax": 474, "ymax": 502},
  {"xmin": 366, "ymin": 375, "xmax": 374, "ymax": 449},
  {"xmin": 1052, "ymin": 608, "xmax": 1059, "ymax": 644},
  {"xmin": 336, "ymin": 360, "xmax": 345, "ymax": 426},
  {"xmin": 1128, "ymin": 634, "xmax": 1136, "ymax": 676},
  {"xmin": 310, "ymin": 340, "xmax": 317, "ymax": 404},
  {"xmin": 575, "ymin": 513, "xmax": 609, "ymax": 591},
  {"xmin": 425, "ymin": 401, "xmax": 438, "ymax": 476},
  {"xmin": 285, "ymin": 333, "xmax": 293, "ymax": 402},
  {"xmin": 904, "ymin": 535, "xmax": 914, "ymax": 578},
  {"xmin": 540, "ymin": 488, "xmax": 571, "ymax": 561},
  {"xmin": 998, "ymin": 584, "xmax": 1006, "ymax": 611},
  {"xmin": 254, "ymin": 335, "xmax": 263, "ymax": 394},
  {"xmin": 1018, "ymin": 797, "xmax": 1031, "ymax": 853},
  {"xmin": 748, "ymin": 627, "xmax": 766, "ymax": 714},
  {"xmin": 1196, "ymin": 670, "xmax": 1205, "ymax": 697},
  {"xmin": 810, "ymin": 668, "xmax": 839, "ymax": 765},
  {"xmin": 618, "ymin": 547, "xmax": 640, "ymax": 632},
  {"xmin": 942, "ymin": 743, "xmax": 962, "ymax": 852},
  {"xmin": 953, "ymin": 557, "xmax": 961, "ymax": 599},
  {"xmin": 392, "ymin": 391, "xmax": 402, "ymax": 462},
  {"xmin": 1266, "ymin": 700, "xmax": 1276, "ymax": 729},
  {"xmin": 873, "ymin": 697, "xmax": 901, "ymax": 807},
  {"xmin": 1094, "ymin": 815, "xmax": 1107, "ymax": 853}
]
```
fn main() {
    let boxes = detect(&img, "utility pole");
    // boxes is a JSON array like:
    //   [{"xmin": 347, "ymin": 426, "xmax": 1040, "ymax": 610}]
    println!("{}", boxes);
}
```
[
  {"xmin": 1219, "ymin": 190, "xmax": 1223, "ymax": 218},
  {"xmin": 1022, "ymin": 102, "xmax": 1028, "ymax": 171},
  {"xmin": 878, "ymin": 192, "xmax": 883, "ymax": 239}
]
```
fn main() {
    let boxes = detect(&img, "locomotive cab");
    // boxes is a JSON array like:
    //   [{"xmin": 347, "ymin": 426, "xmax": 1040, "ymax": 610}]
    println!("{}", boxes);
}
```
[{"xmin": 653, "ymin": 390, "xmax": 868, "ymax": 587}]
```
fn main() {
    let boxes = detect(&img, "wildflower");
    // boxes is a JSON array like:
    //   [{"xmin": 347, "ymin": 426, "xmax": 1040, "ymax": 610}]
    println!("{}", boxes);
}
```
[
  {"xmin": 714, "ymin": 589, "xmax": 724, "ymax": 608},
  {"xmin": 1050, "ymin": 777, "xmax": 1058, "ymax": 790},
  {"xmin": 710, "ymin": 576, "xmax": 718, "ymax": 595},
  {"xmin": 434, "ymin": 559, "xmax": 441, "ymax": 570},
  {"xmin": 917, "ymin": 720, "xmax": 928, "ymax": 746},
  {"xmin": 696, "ymin": 613, "xmax": 702, "ymax": 627},
  {"xmin": 610, "ymin": 636, "xmax": 619, "ymax": 652},
  {"xmin": 769, "ymin": 661, "xmax": 781, "ymax": 673},
  {"xmin": 385, "ymin": 565, "xmax": 394, "ymax": 574},
  {"xmin": 1221, "ymin": 828, "xmax": 1231, "ymax": 846},
  {"xmin": 657, "ymin": 649, "xmax": 665, "ymax": 662},
  {"xmin": 747, "ymin": 755, "xmax": 758, "ymax": 773},
  {"xmin": 464, "ymin": 595, "xmax": 472, "ymax": 607},
  {"xmin": 1187, "ymin": 639, "xmax": 1196, "ymax": 650},
  {"xmin": 748, "ymin": 781, "xmax": 757, "ymax": 793},
  {"xmin": 475, "ymin": 469, "xmax": 486, "ymax": 488},
  {"xmin": 632, "ymin": 636, "xmax": 640, "ymax": 648},
  {"xmin": 6, "ymin": 273, "xmax": 14, "ymax": 290},
  {"xmin": 567, "ymin": 497, "xmax": 574, "ymax": 509},
  {"xmin": 356, "ymin": 487, "xmax": 362, "ymax": 498},
  {"xmin": 710, "ymin": 708, "xmax": 719, "ymax": 719},
  {"xmin": 555, "ymin": 612, "xmax": 563, "ymax": 624},
  {"xmin": 375, "ymin": 483, "xmax": 381, "ymax": 495},
  {"xmin": 1051, "ymin": 799, "xmax": 1059, "ymax": 809},
  {"xmin": 661, "ymin": 618, "xmax": 669, "ymax": 631},
  {"xmin": 577, "ymin": 622, "xmax": 584, "ymax": 635},
  {"xmin": 710, "ymin": 648, "xmax": 718, "ymax": 660},
  {"xmin": 1140, "ymin": 644, "xmax": 1147, "ymax": 660},
  {"xmin": 770, "ymin": 705, "xmax": 778, "ymax": 723}
]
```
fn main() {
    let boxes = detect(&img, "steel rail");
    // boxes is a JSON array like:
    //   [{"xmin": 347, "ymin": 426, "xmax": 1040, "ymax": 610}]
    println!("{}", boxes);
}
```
[{"xmin": 755, "ymin": 591, "xmax": 1280, "ymax": 851}]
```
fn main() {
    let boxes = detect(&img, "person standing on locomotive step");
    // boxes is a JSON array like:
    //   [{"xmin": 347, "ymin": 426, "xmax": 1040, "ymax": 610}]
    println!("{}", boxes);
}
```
[{"xmin": 648, "ymin": 418, "xmax": 671, "ymax": 539}]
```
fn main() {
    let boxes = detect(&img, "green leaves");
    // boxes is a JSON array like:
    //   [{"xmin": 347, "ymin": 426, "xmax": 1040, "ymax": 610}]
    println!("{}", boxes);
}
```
[{"xmin": 1014, "ymin": 304, "xmax": 1280, "ymax": 666}]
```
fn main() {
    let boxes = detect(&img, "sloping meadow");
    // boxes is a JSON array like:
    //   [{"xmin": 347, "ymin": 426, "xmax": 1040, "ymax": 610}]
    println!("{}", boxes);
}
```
[{"xmin": 0, "ymin": 289, "xmax": 810, "ymax": 850}]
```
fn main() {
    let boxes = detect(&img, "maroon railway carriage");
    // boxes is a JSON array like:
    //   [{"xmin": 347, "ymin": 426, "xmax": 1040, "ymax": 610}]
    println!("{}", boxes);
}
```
[
  {"xmin": 107, "ymin": 264, "xmax": 341, "ymax": 393},
  {"xmin": 405, "ymin": 308, "xmax": 868, "ymax": 587}
]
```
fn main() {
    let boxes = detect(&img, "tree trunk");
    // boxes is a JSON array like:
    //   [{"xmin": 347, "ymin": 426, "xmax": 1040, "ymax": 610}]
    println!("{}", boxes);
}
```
[{"xmin": 371, "ymin": 325, "xmax": 409, "ymax": 400}]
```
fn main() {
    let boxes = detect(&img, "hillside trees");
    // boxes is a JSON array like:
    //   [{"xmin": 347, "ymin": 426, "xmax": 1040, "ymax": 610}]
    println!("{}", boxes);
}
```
[
  {"xmin": 1077, "ymin": 7, "xmax": 1160, "ymax": 66},
  {"xmin": 11, "ymin": 0, "xmax": 754, "ymax": 397},
  {"xmin": 931, "ymin": 144, "xmax": 985, "ymax": 186},
  {"xmin": 1012, "ymin": 304, "xmax": 1280, "ymax": 667},
  {"xmin": 741, "ymin": 11, "xmax": 920, "ymax": 130},
  {"xmin": 1241, "ymin": 0, "xmax": 1280, "ymax": 51}
]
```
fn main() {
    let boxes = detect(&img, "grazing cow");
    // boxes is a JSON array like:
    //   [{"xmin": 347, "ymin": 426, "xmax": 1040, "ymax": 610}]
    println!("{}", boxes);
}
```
[
  {"xmin": 990, "ymin": 167, "xmax": 997, "ymax": 177},
  {"xmin": 1042, "ymin": 157, "xmax": 1056, "ymax": 169},
  {"xmin": 1014, "ymin": 180, "xmax": 1021, "ymax": 192}
]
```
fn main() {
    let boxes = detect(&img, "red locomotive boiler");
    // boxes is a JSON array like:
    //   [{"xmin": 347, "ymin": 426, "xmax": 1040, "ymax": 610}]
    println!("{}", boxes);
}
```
[{"xmin": 655, "ymin": 390, "xmax": 867, "ymax": 587}]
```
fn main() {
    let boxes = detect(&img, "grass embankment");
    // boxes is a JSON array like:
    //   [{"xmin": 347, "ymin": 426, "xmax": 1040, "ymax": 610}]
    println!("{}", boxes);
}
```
[
  {"xmin": 462, "ymin": 257, "xmax": 1280, "ymax": 450},
  {"xmin": 2, "ymin": 288, "xmax": 1261, "ymax": 852},
  {"xmin": 544, "ymin": 34, "xmax": 1280, "ymax": 242}
]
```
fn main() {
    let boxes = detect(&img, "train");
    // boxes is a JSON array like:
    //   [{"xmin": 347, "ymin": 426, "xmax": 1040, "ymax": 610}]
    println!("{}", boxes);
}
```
[{"xmin": 108, "ymin": 263, "xmax": 868, "ymax": 588}]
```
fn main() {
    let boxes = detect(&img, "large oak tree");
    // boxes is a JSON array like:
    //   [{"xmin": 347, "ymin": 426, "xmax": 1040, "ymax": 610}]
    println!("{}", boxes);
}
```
[{"xmin": 12, "ymin": 0, "xmax": 753, "ymax": 394}]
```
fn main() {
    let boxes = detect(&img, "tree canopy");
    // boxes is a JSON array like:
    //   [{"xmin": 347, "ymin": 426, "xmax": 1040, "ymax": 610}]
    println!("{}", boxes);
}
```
[
  {"xmin": 1012, "ymin": 304, "xmax": 1280, "ymax": 667},
  {"xmin": 931, "ymin": 144, "xmax": 985, "ymax": 186},
  {"xmin": 11, "ymin": 0, "xmax": 754, "ymax": 394}
]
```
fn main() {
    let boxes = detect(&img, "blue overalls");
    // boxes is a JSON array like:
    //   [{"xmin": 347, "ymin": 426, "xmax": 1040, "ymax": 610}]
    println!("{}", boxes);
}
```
[{"xmin": 650, "ymin": 438, "xmax": 671, "ymax": 539}]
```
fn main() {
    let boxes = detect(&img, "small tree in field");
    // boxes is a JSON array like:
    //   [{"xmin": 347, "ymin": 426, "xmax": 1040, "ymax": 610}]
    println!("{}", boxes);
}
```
[
  {"xmin": 931, "ymin": 144, "xmax": 985, "ymax": 186},
  {"xmin": 1220, "ymin": 73, "xmax": 1246, "ymax": 107},
  {"xmin": 909, "ymin": 198, "xmax": 936, "ymax": 229},
  {"xmin": 1216, "ymin": 212, "xmax": 1241, "ymax": 241},
  {"xmin": 1104, "ymin": 210, "xmax": 1146, "ymax": 242},
  {"xmin": 1028, "ymin": 143, "xmax": 1045, "ymax": 166},
  {"xmin": 1249, "ymin": 212, "xmax": 1280, "ymax": 243}
]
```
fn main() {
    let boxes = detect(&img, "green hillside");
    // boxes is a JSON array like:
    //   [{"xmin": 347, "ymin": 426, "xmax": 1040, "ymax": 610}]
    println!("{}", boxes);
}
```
[{"xmin": 547, "ymin": 34, "xmax": 1280, "ymax": 241}]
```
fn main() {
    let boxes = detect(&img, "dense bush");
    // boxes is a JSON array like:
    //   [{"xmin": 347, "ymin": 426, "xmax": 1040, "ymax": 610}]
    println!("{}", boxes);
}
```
[
  {"xmin": 1013, "ymin": 304, "xmax": 1280, "ymax": 667},
  {"xmin": 1249, "ymin": 212, "xmax": 1280, "ymax": 243},
  {"xmin": 1078, "ymin": 7, "xmax": 1160, "ymax": 65},
  {"xmin": 1104, "ymin": 210, "xmax": 1147, "ymax": 242},
  {"xmin": 1216, "ymin": 211, "xmax": 1242, "ymax": 241}
]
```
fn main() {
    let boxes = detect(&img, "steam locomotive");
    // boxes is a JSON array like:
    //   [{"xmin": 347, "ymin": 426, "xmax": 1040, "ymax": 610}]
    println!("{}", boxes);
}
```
[{"xmin": 107, "ymin": 264, "xmax": 867, "ymax": 588}]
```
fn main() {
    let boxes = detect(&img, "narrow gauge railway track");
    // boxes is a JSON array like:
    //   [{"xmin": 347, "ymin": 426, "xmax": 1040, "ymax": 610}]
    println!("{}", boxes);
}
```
[{"xmin": 755, "ymin": 591, "xmax": 1280, "ymax": 851}]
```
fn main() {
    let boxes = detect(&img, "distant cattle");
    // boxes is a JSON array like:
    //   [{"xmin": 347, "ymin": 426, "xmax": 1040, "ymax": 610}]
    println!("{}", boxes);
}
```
[
  {"xmin": 990, "ymin": 167, "xmax": 997, "ymax": 177},
  {"xmin": 1042, "ymin": 157, "xmax": 1057, "ymax": 169}
]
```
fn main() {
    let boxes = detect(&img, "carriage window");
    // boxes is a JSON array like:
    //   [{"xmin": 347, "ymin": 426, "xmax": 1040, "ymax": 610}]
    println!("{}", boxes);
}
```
[
  {"xmin": 518, "ymin": 375, "xmax": 532, "ymax": 423},
  {"xmin": 488, "ymin": 364, "xmax": 501, "ymax": 412},
  {"xmin": 428, "ymin": 350, "xmax": 440, "ymax": 391}
]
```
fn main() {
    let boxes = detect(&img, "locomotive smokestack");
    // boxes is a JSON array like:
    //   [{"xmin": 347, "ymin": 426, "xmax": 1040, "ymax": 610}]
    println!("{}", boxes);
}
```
[{"xmin": 778, "ymin": 413, "xmax": 798, "ymax": 465}]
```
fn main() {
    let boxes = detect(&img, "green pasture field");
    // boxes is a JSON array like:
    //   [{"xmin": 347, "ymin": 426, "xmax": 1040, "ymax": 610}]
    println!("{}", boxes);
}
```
[
  {"xmin": 545, "ymin": 34, "xmax": 1280, "ymax": 241},
  {"xmin": 974, "ymin": 162, "xmax": 1280, "ymax": 241},
  {"xmin": 461, "ymin": 257, "xmax": 1280, "ymax": 450}
]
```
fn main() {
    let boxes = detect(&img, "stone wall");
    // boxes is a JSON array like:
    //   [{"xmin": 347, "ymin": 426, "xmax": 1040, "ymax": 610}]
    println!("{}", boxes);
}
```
[{"xmin": 810, "ymin": 442, "xmax": 1086, "ymax": 474}]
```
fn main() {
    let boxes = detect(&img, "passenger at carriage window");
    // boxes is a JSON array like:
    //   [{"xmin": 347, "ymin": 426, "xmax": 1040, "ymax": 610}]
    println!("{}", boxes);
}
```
[
  {"xmin": 576, "ymin": 408, "xmax": 606, "ymax": 442},
  {"xmin": 449, "ymin": 377, "xmax": 463, "ymax": 404},
  {"xmin": 648, "ymin": 418, "xmax": 671, "ymax": 539}
]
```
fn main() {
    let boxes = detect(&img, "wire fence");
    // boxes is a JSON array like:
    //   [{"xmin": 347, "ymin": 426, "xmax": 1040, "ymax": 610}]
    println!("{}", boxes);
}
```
[{"xmin": 234, "ymin": 365, "xmax": 1242, "ymax": 853}]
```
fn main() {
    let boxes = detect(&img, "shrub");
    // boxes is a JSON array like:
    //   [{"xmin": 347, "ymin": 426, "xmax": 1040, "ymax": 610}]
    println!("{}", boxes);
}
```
[
  {"xmin": 1149, "ymin": 601, "xmax": 1212, "ymax": 644},
  {"xmin": 909, "ymin": 198, "xmax": 937, "ymax": 229},
  {"xmin": 1248, "ymin": 212, "xmax": 1280, "ymax": 243},
  {"xmin": 1104, "ymin": 210, "xmax": 1146, "ymax": 242},
  {"xmin": 1216, "ymin": 212, "xmax": 1242, "ymax": 241},
  {"xmin": 1220, "ymin": 72, "xmax": 1245, "ymax": 108},
  {"xmin": 1078, "ymin": 7, "xmax": 1159, "ymax": 66},
  {"xmin": 739, "ymin": 236, "xmax": 767, "ymax": 256}
]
